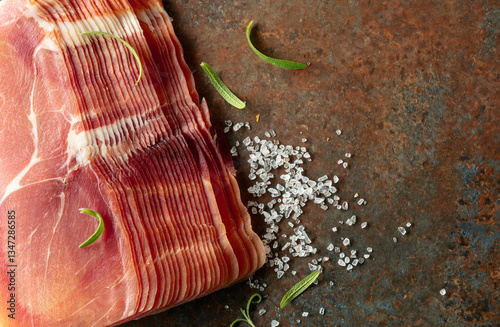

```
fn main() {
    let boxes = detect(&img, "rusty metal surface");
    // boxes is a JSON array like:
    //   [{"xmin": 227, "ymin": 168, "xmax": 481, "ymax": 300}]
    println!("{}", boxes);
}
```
[{"xmin": 123, "ymin": 1, "xmax": 499, "ymax": 326}]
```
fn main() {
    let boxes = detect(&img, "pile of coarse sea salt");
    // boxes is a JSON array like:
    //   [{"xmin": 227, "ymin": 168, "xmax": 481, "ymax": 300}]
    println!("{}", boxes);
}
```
[{"xmin": 223, "ymin": 120, "xmax": 414, "ymax": 322}]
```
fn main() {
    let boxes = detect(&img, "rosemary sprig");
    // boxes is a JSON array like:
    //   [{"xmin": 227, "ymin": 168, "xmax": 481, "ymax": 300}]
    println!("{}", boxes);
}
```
[
  {"xmin": 280, "ymin": 270, "xmax": 321, "ymax": 308},
  {"xmin": 246, "ymin": 21, "xmax": 308, "ymax": 70},
  {"xmin": 78, "ymin": 209, "xmax": 105, "ymax": 248},
  {"xmin": 200, "ymin": 62, "xmax": 246, "ymax": 109},
  {"xmin": 81, "ymin": 31, "xmax": 143, "ymax": 85},
  {"xmin": 230, "ymin": 293, "xmax": 262, "ymax": 327}
]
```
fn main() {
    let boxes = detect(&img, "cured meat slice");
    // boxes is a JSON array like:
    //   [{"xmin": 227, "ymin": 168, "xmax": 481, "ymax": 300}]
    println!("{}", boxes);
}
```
[{"xmin": 0, "ymin": 0, "xmax": 266, "ymax": 326}]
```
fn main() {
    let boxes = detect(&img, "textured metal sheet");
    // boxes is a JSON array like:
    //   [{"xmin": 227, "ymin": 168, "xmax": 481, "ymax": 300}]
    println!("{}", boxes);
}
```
[{"xmin": 123, "ymin": 0, "xmax": 499, "ymax": 326}]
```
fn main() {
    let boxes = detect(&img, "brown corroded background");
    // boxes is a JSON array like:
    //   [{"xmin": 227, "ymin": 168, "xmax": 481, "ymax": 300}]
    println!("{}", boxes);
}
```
[{"xmin": 124, "ymin": 0, "xmax": 499, "ymax": 326}]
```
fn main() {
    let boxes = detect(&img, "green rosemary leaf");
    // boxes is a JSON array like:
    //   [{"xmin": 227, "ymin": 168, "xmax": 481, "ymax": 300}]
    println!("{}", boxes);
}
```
[
  {"xmin": 81, "ymin": 31, "xmax": 143, "ymax": 85},
  {"xmin": 246, "ymin": 21, "xmax": 308, "ymax": 70},
  {"xmin": 280, "ymin": 270, "xmax": 321, "ymax": 308},
  {"xmin": 229, "ymin": 293, "xmax": 262, "ymax": 327},
  {"xmin": 200, "ymin": 62, "xmax": 246, "ymax": 109},
  {"xmin": 78, "ymin": 209, "xmax": 105, "ymax": 248}
]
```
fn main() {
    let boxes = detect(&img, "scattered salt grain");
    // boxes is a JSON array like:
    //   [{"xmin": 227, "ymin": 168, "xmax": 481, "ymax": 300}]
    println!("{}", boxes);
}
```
[
  {"xmin": 333, "ymin": 175, "xmax": 339, "ymax": 183},
  {"xmin": 342, "ymin": 201, "xmax": 348, "ymax": 210},
  {"xmin": 440, "ymin": 288, "xmax": 446, "ymax": 296},
  {"xmin": 337, "ymin": 159, "xmax": 343, "ymax": 164},
  {"xmin": 233, "ymin": 122, "xmax": 244, "ymax": 131},
  {"xmin": 336, "ymin": 129, "xmax": 342, "ymax": 135},
  {"xmin": 406, "ymin": 222, "xmax": 412, "ymax": 228},
  {"xmin": 302, "ymin": 138, "xmax": 307, "ymax": 143},
  {"xmin": 357, "ymin": 198, "xmax": 364, "ymax": 205},
  {"xmin": 346, "ymin": 264, "xmax": 353, "ymax": 271},
  {"xmin": 225, "ymin": 120, "xmax": 232, "ymax": 126},
  {"xmin": 259, "ymin": 309, "xmax": 267, "ymax": 316},
  {"xmin": 346, "ymin": 215, "xmax": 356, "ymax": 226},
  {"xmin": 225, "ymin": 305, "xmax": 229, "ymax": 309},
  {"xmin": 245, "ymin": 122, "xmax": 251, "ymax": 130},
  {"xmin": 224, "ymin": 127, "xmax": 230, "ymax": 133},
  {"xmin": 332, "ymin": 227, "xmax": 337, "ymax": 232},
  {"xmin": 398, "ymin": 227, "xmax": 407, "ymax": 235},
  {"xmin": 319, "ymin": 307, "xmax": 325, "ymax": 315},
  {"xmin": 393, "ymin": 237, "xmax": 398, "ymax": 242},
  {"xmin": 361, "ymin": 222, "xmax": 368, "ymax": 229},
  {"xmin": 271, "ymin": 320, "xmax": 280, "ymax": 327},
  {"xmin": 327, "ymin": 243, "xmax": 334, "ymax": 251},
  {"xmin": 367, "ymin": 247, "xmax": 373, "ymax": 253},
  {"xmin": 302, "ymin": 312, "xmax": 309, "ymax": 317},
  {"xmin": 345, "ymin": 153, "xmax": 352, "ymax": 158},
  {"xmin": 343, "ymin": 162, "xmax": 348, "ymax": 168},
  {"xmin": 338, "ymin": 259, "xmax": 346, "ymax": 267},
  {"xmin": 343, "ymin": 238, "xmax": 350, "ymax": 246}
]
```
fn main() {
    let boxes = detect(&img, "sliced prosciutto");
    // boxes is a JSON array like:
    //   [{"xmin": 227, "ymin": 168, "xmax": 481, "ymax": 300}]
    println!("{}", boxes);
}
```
[{"xmin": 0, "ymin": 0, "xmax": 266, "ymax": 326}]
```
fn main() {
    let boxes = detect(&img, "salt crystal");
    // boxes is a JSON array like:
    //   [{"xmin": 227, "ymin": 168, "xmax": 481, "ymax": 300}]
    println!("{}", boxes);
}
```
[
  {"xmin": 367, "ymin": 247, "xmax": 373, "ymax": 253},
  {"xmin": 245, "ymin": 122, "xmax": 251, "ymax": 130},
  {"xmin": 233, "ymin": 123, "xmax": 243, "ymax": 131},
  {"xmin": 302, "ymin": 138, "xmax": 307, "ymax": 142},
  {"xmin": 319, "ymin": 307, "xmax": 325, "ymax": 315},
  {"xmin": 354, "ymin": 193, "xmax": 359, "ymax": 198},
  {"xmin": 318, "ymin": 175, "xmax": 328, "ymax": 182},
  {"xmin": 291, "ymin": 270, "xmax": 297, "ymax": 275},
  {"xmin": 344, "ymin": 257, "xmax": 350, "ymax": 264},
  {"xmin": 225, "ymin": 305, "xmax": 229, "ymax": 309},
  {"xmin": 346, "ymin": 215, "xmax": 356, "ymax": 226},
  {"xmin": 224, "ymin": 127, "xmax": 230, "ymax": 133},
  {"xmin": 332, "ymin": 227, "xmax": 337, "ymax": 232},
  {"xmin": 302, "ymin": 312, "xmax": 309, "ymax": 317},
  {"xmin": 346, "ymin": 264, "xmax": 353, "ymax": 271},
  {"xmin": 398, "ymin": 227, "xmax": 407, "ymax": 235},
  {"xmin": 277, "ymin": 271, "xmax": 284, "ymax": 279},
  {"xmin": 270, "ymin": 129, "xmax": 276, "ymax": 137},
  {"xmin": 333, "ymin": 175, "xmax": 339, "ymax": 183},
  {"xmin": 337, "ymin": 159, "xmax": 343, "ymax": 164},
  {"xmin": 440, "ymin": 288, "xmax": 446, "ymax": 296},
  {"xmin": 364, "ymin": 254, "xmax": 370, "ymax": 259},
  {"xmin": 308, "ymin": 263, "xmax": 318, "ymax": 271},
  {"xmin": 342, "ymin": 201, "xmax": 348, "ymax": 210},
  {"xmin": 338, "ymin": 259, "xmax": 346, "ymax": 267},
  {"xmin": 345, "ymin": 153, "xmax": 351, "ymax": 158},
  {"xmin": 343, "ymin": 162, "xmax": 348, "ymax": 168},
  {"xmin": 334, "ymin": 247, "xmax": 340, "ymax": 253},
  {"xmin": 393, "ymin": 237, "xmax": 398, "ymax": 242},
  {"xmin": 357, "ymin": 198, "xmax": 364, "ymax": 205},
  {"xmin": 265, "ymin": 131, "xmax": 271, "ymax": 138},
  {"xmin": 225, "ymin": 120, "xmax": 232, "ymax": 126},
  {"xmin": 336, "ymin": 129, "xmax": 342, "ymax": 135},
  {"xmin": 358, "ymin": 257, "xmax": 365, "ymax": 264},
  {"xmin": 259, "ymin": 309, "xmax": 267, "ymax": 316},
  {"xmin": 406, "ymin": 222, "xmax": 412, "ymax": 228},
  {"xmin": 327, "ymin": 243, "xmax": 334, "ymax": 251},
  {"xmin": 361, "ymin": 222, "xmax": 368, "ymax": 229},
  {"xmin": 339, "ymin": 253, "xmax": 345, "ymax": 258},
  {"xmin": 271, "ymin": 320, "xmax": 280, "ymax": 327},
  {"xmin": 352, "ymin": 259, "xmax": 359, "ymax": 266}
]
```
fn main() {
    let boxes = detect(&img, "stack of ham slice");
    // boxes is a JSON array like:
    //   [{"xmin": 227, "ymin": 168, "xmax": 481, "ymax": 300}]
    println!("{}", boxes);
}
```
[{"xmin": 0, "ymin": 0, "xmax": 265, "ymax": 325}]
